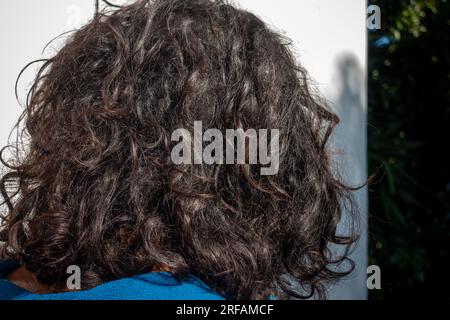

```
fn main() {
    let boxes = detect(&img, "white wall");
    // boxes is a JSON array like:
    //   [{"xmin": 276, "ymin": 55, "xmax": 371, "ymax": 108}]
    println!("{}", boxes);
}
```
[{"xmin": 0, "ymin": 0, "xmax": 367, "ymax": 299}]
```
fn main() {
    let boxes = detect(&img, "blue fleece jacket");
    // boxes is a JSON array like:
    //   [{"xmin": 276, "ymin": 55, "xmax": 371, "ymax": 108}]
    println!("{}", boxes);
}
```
[{"xmin": 0, "ymin": 261, "xmax": 224, "ymax": 300}]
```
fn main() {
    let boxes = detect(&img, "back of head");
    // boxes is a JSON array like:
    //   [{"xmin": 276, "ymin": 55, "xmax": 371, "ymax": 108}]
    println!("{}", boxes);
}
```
[{"xmin": 0, "ymin": 0, "xmax": 355, "ymax": 299}]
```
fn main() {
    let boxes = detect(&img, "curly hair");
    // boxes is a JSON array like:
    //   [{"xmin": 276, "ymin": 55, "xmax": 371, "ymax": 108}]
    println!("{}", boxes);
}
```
[{"xmin": 0, "ymin": 0, "xmax": 357, "ymax": 299}]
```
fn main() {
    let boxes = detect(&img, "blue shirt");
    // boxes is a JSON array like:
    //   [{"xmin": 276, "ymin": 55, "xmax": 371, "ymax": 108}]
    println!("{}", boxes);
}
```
[{"xmin": 0, "ymin": 261, "xmax": 224, "ymax": 300}]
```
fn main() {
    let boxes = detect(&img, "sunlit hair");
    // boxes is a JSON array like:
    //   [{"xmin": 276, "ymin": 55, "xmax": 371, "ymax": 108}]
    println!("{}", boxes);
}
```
[{"xmin": 0, "ymin": 0, "xmax": 357, "ymax": 299}]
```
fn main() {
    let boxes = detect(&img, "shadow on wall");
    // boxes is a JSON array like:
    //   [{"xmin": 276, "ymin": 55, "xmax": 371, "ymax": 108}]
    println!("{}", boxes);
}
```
[{"xmin": 328, "ymin": 53, "xmax": 368, "ymax": 300}]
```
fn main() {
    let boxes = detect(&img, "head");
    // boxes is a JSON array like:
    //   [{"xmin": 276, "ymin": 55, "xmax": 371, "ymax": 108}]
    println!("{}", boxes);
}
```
[{"xmin": 0, "ymin": 0, "xmax": 356, "ymax": 299}]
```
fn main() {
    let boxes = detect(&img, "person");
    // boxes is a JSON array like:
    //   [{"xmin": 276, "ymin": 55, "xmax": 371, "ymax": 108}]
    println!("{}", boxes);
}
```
[{"xmin": 0, "ymin": 0, "xmax": 356, "ymax": 300}]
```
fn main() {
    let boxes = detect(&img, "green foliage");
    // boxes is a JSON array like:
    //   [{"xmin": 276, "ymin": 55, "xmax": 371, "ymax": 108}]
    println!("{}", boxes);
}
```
[{"xmin": 368, "ymin": 0, "xmax": 450, "ymax": 298}]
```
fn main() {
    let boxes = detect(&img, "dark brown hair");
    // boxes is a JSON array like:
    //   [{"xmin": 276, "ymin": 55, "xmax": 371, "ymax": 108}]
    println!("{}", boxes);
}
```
[{"xmin": 0, "ymin": 0, "xmax": 357, "ymax": 299}]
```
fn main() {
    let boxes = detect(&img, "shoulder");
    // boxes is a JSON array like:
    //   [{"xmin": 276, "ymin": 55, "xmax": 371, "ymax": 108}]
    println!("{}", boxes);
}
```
[
  {"xmin": 0, "ymin": 262, "xmax": 223, "ymax": 300},
  {"xmin": 78, "ymin": 272, "xmax": 224, "ymax": 300}
]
